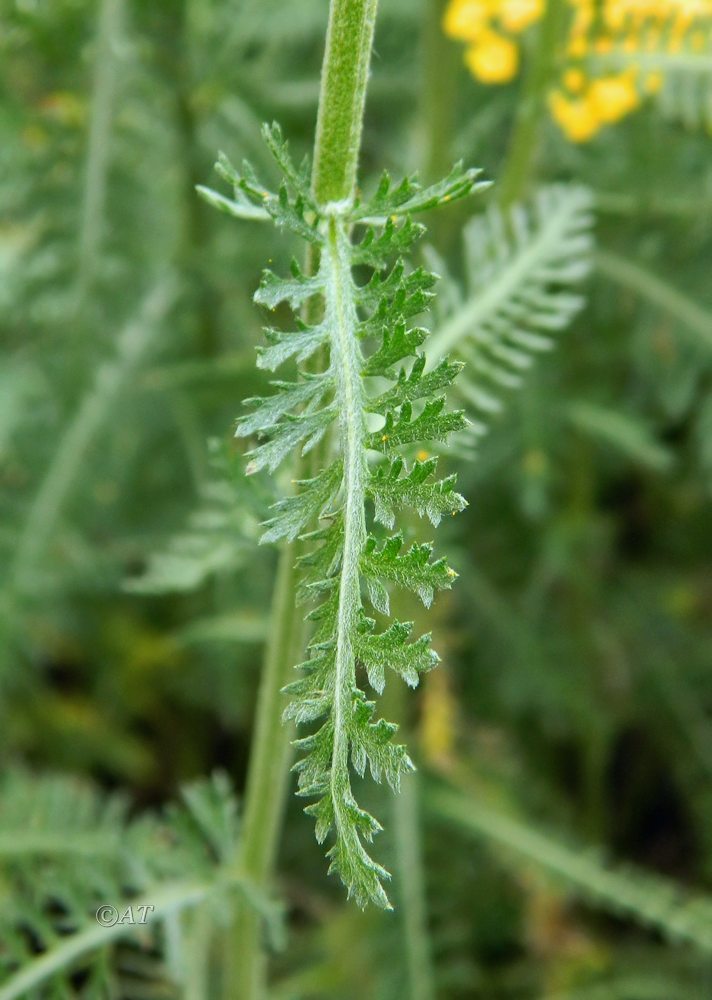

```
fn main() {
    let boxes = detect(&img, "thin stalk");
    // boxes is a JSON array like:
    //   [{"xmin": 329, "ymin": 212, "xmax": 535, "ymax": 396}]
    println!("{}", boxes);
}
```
[
  {"xmin": 229, "ymin": 3, "xmax": 380, "ymax": 994},
  {"xmin": 497, "ymin": 0, "xmax": 567, "ymax": 207},
  {"xmin": 418, "ymin": 0, "xmax": 460, "ymax": 248},
  {"xmin": 384, "ymin": 669, "xmax": 435, "ymax": 1000},
  {"xmin": 229, "ymin": 547, "xmax": 306, "ymax": 998},
  {"xmin": 420, "ymin": 0, "xmax": 458, "ymax": 184},
  {"xmin": 393, "ymin": 772, "xmax": 435, "ymax": 1000}
]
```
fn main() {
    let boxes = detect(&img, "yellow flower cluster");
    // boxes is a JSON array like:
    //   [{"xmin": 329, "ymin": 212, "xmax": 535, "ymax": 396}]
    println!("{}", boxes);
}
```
[
  {"xmin": 444, "ymin": 0, "xmax": 712, "ymax": 141},
  {"xmin": 444, "ymin": 0, "xmax": 544, "ymax": 82}
]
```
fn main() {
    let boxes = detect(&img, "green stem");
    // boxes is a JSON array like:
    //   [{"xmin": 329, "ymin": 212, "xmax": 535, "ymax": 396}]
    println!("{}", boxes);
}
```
[
  {"xmin": 393, "ymin": 771, "xmax": 435, "ymax": 1000},
  {"xmin": 323, "ymin": 216, "xmax": 369, "ymax": 871},
  {"xmin": 229, "ymin": 1, "xmax": 380, "ymax": 993},
  {"xmin": 312, "ymin": 0, "xmax": 379, "ymax": 205},
  {"xmin": 420, "ymin": 0, "xmax": 458, "ymax": 184},
  {"xmin": 77, "ymin": 0, "xmax": 124, "ymax": 300},
  {"xmin": 417, "ymin": 0, "xmax": 461, "ymax": 249},
  {"xmin": 230, "ymin": 546, "xmax": 306, "ymax": 998},
  {"xmin": 384, "ymin": 665, "xmax": 435, "ymax": 1000},
  {"xmin": 497, "ymin": 0, "xmax": 567, "ymax": 207}
]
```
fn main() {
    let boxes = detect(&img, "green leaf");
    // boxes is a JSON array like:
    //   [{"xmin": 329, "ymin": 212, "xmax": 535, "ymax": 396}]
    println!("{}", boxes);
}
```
[
  {"xmin": 245, "ymin": 409, "xmax": 335, "ymax": 475},
  {"xmin": 237, "ymin": 375, "xmax": 329, "ymax": 438},
  {"xmin": 368, "ymin": 355, "xmax": 464, "ymax": 412},
  {"xmin": 261, "ymin": 462, "xmax": 343, "ymax": 544},
  {"xmin": 368, "ymin": 456, "xmax": 467, "ymax": 527},
  {"xmin": 254, "ymin": 265, "xmax": 324, "ymax": 311},
  {"xmin": 362, "ymin": 322, "xmax": 428, "ymax": 377},
  {"xmin": 204, "ymin": 124, "xmax": 483, "ymax": 908},
  {"xmin": 366, "ymin": 399, "xmax": 468, "ymax": 452},
  {"xmin": 355, "ymin": 615, "xmax": 438, "ymax": 693},
  {"xmin": 256, "ymin": 323, "xmax": 329, "ymax": 372},
  {"xmin": 353, "ymin": 163, "xmax": 490, "ymax": 221},
  {"xmin": 361, "ymin": 533, "xmax": 457, "ymax": 609}
]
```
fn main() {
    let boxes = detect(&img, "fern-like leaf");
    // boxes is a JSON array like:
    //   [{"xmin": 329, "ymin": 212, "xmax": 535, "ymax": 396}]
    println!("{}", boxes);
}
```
[
  {"xmin": 0, "ymin": 771, "xmax": 277, "ymax": 1000},
  {"xmin": 206, "ymin": 123, "xmax": 484, "ymax": 907},
  {"xmin": 427, "ymin": 184, "xmax": 594, "ymax": 435},
  {"xmin": 431, "ymin": 781, "xmax": 712, "ymax": 955}
]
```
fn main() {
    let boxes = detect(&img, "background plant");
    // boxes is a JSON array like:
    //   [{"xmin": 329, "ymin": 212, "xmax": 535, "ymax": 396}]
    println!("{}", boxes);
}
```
[{"xmin": 0, "ymin": 0, "xmax": 711, "ymax": 997}]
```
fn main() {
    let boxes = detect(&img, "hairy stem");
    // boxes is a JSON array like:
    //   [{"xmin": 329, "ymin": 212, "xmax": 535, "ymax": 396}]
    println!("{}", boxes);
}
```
[
  {"xmin": 230, "ymin": 1, "xmax": 379, "ymax": 994},
  {"xmin": 497, "ymin": 0, "xmax": 567, "ymax": 206},
  {"xmin": 312, "ymin": 0, "xmax": 379, "ymax": 204}
]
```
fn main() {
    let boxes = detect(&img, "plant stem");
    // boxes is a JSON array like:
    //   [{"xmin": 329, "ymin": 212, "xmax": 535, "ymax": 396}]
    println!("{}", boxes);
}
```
[
  {"xmin": 418, "ymin": 0, "xmax": 460, "ymax": 248},
  {"xmin": 497, "ymin": 0, "xmax": 567, "ymax": 207},
  {"xmin": 230, "ymin": 1, "xmax": 379, "ymax": 995},
  {"xmin": 393, "ymin": 771, "xmax": 435, "ymax": 1000},
  {"xmin": 77, "ymin": 0, "xmax": 124, "ymax": 301},
  {"xmin": 312, "ymin": 0, "xmax": 379, "ymax": 205},
  {"xmin": 420, "ymin": 0, "xmax": 458, "ymax": 184},
  {"xmin": 384, "ymin": 672, "xmax": 435, "ymax": 1000},
  {"xmin": 230, "ymin": 546, "xmax": 306, "ymax": 998}
]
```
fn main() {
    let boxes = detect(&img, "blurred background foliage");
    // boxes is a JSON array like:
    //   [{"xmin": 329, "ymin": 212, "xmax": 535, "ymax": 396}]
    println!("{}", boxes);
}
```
[{"xmin": 1, "ymin": 0, "xmax": 711, "ymax": 996}]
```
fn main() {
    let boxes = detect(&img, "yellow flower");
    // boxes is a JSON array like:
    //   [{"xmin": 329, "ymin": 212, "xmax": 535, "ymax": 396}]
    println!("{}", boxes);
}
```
[
  {"xmin": 589, "ymin": 72, "xmax": 640, "ymax": 123},
  {"xmin": 499, "ymin": 0, "xmax": 544, "ymax": 33},
  {"xmin": 549, "ymin": 89, "xmax": 601, "ymax": 142},
  {"xmin": 594, "ymin": 34, "xmax": 614, "ymax": 53},
  {"xmin": 447, "ymin": 0, "xmax": 712, "ymax": 142},
  {"xmin": 465, "ymin": 29, "xmax": 519, "ymax": 83},
  {"xmin": 563, "ymin": 67, "xmax": 586, "ymax": 92},
  {"xmin": 567, "ymin": 33, "xmax": 589, "ymax": 58},
  {"xmin": 644, "ymin": 71, "xmax": 664, "ymax": 93},
  {"xmin": 443, "ymin": 0, "xmax": 490, "ymax": 41}
]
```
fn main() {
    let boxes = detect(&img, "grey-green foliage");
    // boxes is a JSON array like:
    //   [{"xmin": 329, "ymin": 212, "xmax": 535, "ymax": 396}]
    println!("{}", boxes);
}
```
[
  {"xmin": 431, "ymin": 783, "xmax": 712, "ymax": 955},
  {"xmin": 10, "ymin": 280, "xmax": 177, "ymax": 593},
  {"xmin": 202, "ymin": 123, "xmax": 486, "ymax": 907},
  {"xmin": 427, "ymin": 184, "xmax": 594, "ymax": 438},
  {"xmin": 0, "ymin": 770, "xmax": 277, "ymax": 1000},
  {"xmin": 659, "ymin": 56, "xmax": 712, "ymax": 131},
  {"xmin": 125, "ymin": 438, "xmax": 259, "ymax": 594}
]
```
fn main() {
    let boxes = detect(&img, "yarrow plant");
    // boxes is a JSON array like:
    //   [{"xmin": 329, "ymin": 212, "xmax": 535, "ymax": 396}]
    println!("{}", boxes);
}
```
[
  {"xmin": 203, "ymin": 125, "xmax": 487, "ymax": 907},
  {"xmin": 444, "ymin": 0, "xmax": 712, "ymax": 140}
]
